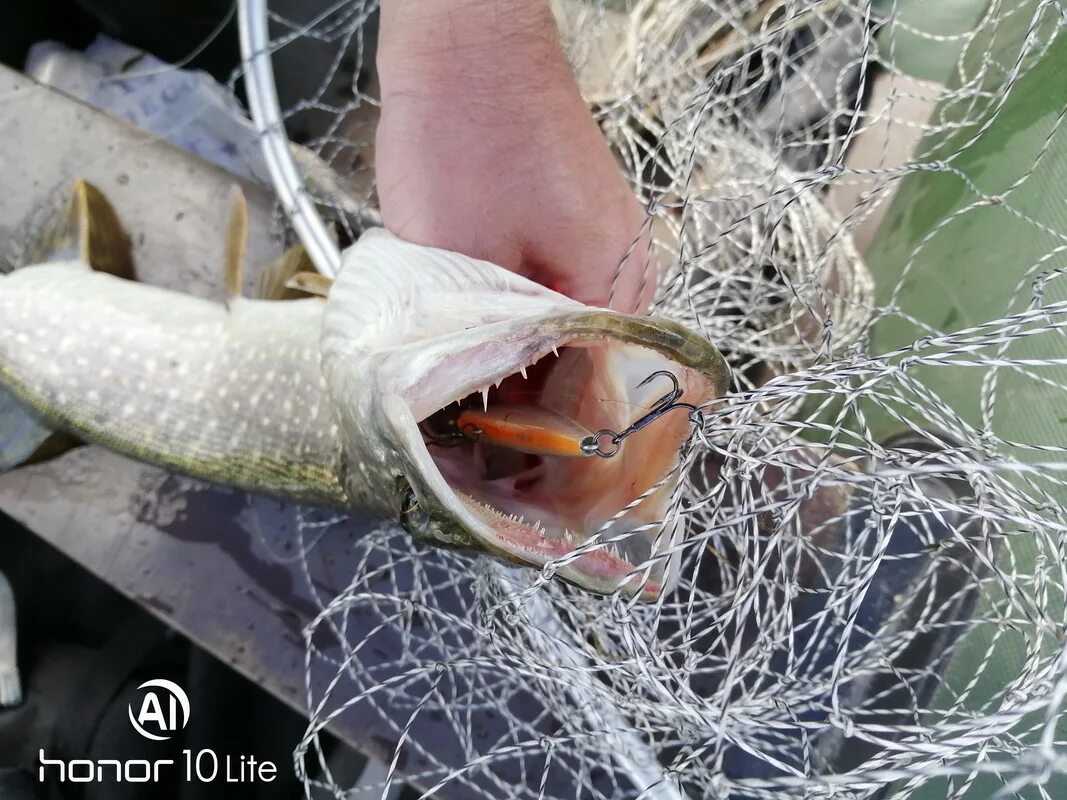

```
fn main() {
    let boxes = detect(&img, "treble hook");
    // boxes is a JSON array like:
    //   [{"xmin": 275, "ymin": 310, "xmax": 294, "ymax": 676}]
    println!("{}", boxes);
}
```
[{"xmin": 580, "ymin": 370, "xmax": 702, "ymax": 458}]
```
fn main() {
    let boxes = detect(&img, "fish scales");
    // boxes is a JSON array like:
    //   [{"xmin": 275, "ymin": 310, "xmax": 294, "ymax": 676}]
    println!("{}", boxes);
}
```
[{"xmin": 0, "ymin": 263, "xmax": 346, "ymax": 506}]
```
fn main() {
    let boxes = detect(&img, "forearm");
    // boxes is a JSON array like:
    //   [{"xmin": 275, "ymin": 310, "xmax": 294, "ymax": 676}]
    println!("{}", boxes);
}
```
[
  {"xmin": 374, "ymin": 0, "xmax": 655, "ymax": 313},
  {"xmin": 376, "ymin": 0, "xmax": 605, "ymax": 247}
]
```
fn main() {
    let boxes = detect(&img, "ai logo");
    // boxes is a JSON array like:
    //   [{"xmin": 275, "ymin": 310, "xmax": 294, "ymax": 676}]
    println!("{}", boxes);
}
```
[
  {"xmin": 127, "ymin": 679, "xmax": 190, "ymax": 741},
  {"xmin": 41, "ymin": 677, "xmax": 275, "ymax": 785}
]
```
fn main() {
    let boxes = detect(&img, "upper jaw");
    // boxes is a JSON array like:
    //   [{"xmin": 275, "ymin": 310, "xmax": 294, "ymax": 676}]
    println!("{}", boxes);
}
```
[
  {"xmin": 383, "ymin": 308, "xmax": 731, "ymax": 424},
  {"xmin": 382, "ymin": 317, "xmax": 570, "ymax": 424}
]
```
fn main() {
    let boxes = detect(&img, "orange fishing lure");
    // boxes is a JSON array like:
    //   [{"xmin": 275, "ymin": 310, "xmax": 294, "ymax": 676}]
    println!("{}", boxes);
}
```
[{"xmin": 457, "ymin": 406, "xmax": 592, "ymax": 457}]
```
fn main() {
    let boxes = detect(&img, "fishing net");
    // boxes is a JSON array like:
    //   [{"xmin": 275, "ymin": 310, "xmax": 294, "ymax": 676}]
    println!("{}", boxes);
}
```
[{"xmin": 238, "ymin": 1, "xmax": 1067, "ymax": 797}]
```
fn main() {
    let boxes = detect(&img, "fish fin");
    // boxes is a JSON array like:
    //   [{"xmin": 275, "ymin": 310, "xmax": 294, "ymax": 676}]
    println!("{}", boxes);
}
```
[
  {"xmin": 2, "ymin": 180, "xmax": 133, "ymax": 470},
  {"xmin": 256, "ymin": 244, "xmax": 322, "ymax": 299},
  {"xmin": 78, "ymin": 180, "xmax": 134, "ymax": 278},
  {"xmin": 223, "ymin": 185, "xmax": 248, "ymax": 301},
  {"xmin": 19, "ymin": 179, "xmax": 133, "ymax": 276},
  {"xmin": 0, "ymin": 387, "xmax": 57, "ymax": 471},
  {"xmin": 0, "ymin": 385, "xmax": 83, "ymax": 472},
  {"xmin": 284, "ymin": 271, "xmax": 334, "ymax": 298}
]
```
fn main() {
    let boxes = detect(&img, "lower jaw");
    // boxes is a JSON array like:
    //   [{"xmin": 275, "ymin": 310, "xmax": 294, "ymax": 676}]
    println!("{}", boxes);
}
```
[{"xmin": 456, "ymin": 490, "xmax": 674, "ymax": 598}]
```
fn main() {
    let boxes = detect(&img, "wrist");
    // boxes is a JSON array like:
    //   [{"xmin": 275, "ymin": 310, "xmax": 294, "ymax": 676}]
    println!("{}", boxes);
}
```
[{"xmin": 377, "ymin": 0, "xmax": 565, "ymax": 100}]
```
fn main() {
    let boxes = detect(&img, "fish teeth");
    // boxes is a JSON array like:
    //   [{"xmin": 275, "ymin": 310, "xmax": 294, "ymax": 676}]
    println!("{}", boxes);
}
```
[
  {"xmin": 481, "ymin": 388, "xmax": 489, "ymax": 412},
  {"xmin": 551, "ymin": 344, "xmax": 559, "ymax": 358},
  {"xmin": 519, "ymin": 365, "xmax": 528, "ymax": 380}
]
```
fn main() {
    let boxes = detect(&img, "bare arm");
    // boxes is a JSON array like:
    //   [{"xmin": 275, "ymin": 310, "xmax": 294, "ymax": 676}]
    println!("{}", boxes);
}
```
[{"xmin": 375, "ymin": 0, "xmax": 655, "ymax": 313}]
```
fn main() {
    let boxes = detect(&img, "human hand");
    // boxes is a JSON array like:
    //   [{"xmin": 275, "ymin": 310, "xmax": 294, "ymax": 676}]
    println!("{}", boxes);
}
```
[{"xmin": 375, "ymin": 0, "xmax": 655, "ymax": 314}]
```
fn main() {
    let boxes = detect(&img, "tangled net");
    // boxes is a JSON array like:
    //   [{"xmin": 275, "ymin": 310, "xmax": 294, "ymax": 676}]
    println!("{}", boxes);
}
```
[{"xmin": 243, "ymin": 1, "xmax": 1067, "ymax": 797}]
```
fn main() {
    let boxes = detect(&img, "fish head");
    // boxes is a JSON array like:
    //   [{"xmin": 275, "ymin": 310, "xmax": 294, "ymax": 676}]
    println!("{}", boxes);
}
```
[{"xmin": 322, "ymin": 230, "xmax": 730, "ymax": 599}]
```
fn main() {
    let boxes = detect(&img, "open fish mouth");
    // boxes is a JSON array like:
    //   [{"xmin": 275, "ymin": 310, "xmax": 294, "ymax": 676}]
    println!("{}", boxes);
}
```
[
  {"xmin": 384, "ymin": 311, "xmax": 729, "ymax": 599},
  {"xmin": 319, "ymin": 230, "xmax": 731, "ymax": 599}
]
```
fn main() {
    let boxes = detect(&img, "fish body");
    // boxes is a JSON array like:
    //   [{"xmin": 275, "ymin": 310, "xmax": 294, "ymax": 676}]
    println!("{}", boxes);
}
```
[
  {"xmin": 0, "ymin": 183, "xmax": 731, "ymax": 598},
  {"xmin": 0, "ymin": 264, "xmax": 343, "ymax": 505}
]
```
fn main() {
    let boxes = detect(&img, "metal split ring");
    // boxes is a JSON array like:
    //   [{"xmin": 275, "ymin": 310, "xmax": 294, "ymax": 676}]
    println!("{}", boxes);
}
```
[{"xmin": 580, "ymin": 430, "xmax": 621, "ymax": 458}]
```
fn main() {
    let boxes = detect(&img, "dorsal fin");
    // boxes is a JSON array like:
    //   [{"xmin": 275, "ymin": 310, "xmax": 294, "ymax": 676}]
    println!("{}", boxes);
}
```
[
  {"xmin": 20, "ymin": 179, "xmax": 133, "ymax": 277},
  {"xmin": 80, "ymin": 180, "xmax": 134, "ymax": 277},
  {"xmin": 223, "ymin": 185, "xmax": 247, "ymax": 300}
]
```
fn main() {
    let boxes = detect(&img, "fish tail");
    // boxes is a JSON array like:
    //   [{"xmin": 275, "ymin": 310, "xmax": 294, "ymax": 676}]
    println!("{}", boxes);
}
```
[{"xmin": 0, "ymin": 180, "xmax": 132, "ymax": 472}]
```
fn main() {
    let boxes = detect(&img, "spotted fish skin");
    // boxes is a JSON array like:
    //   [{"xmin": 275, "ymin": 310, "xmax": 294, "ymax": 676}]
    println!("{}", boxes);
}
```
[{"xmin": 0, "ymin": 262, "xmax": 348, "ymax": 507}]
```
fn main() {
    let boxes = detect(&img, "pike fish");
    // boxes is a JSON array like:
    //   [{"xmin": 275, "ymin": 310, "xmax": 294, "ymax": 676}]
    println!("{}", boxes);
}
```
[{"xmin": 0, "ymin": 181, "xmax": 730, "ymax": 599}]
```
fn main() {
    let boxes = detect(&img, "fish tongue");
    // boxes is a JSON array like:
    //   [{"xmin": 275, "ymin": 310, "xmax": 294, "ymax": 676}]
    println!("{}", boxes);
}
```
[{"xmin": 481, "ymin": 447, "xmax": 538, "ymax": 482}]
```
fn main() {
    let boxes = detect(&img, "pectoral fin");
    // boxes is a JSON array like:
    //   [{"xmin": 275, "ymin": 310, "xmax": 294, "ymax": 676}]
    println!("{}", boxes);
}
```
[{"xmin": 0, "ymin": 388, "xmax": 70, "ymax": 471}]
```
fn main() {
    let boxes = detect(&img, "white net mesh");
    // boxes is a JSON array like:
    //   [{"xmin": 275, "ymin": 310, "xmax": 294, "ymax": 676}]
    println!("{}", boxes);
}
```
[{"xmin": 244, "ymin": 1, "xmax": 1067, "ymax": 797}]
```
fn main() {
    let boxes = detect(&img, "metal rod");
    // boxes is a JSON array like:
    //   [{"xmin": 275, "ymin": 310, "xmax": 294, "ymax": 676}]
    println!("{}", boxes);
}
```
[{"xmin": 237, "ymin": 0, "xmax": 342, "ymax": 278}]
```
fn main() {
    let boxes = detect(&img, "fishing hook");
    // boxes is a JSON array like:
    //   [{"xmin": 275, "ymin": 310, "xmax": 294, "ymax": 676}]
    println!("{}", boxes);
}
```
[
  {"xmin": 420, "ymin": 420, "xmax": 483, "ymax": 448},
  {"xmin": 580, "ymin": 371, "xmax": 703, "ymax": 458}
]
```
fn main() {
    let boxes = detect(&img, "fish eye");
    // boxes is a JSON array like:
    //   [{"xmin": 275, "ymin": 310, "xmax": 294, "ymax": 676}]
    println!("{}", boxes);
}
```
[
  {"xmin": 396, "ymin": 478, "xmax": 433, "ymax": 539},
  {"xmin": 400, "ymin": 487, "xmax": 419, "ymax": 517}
]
